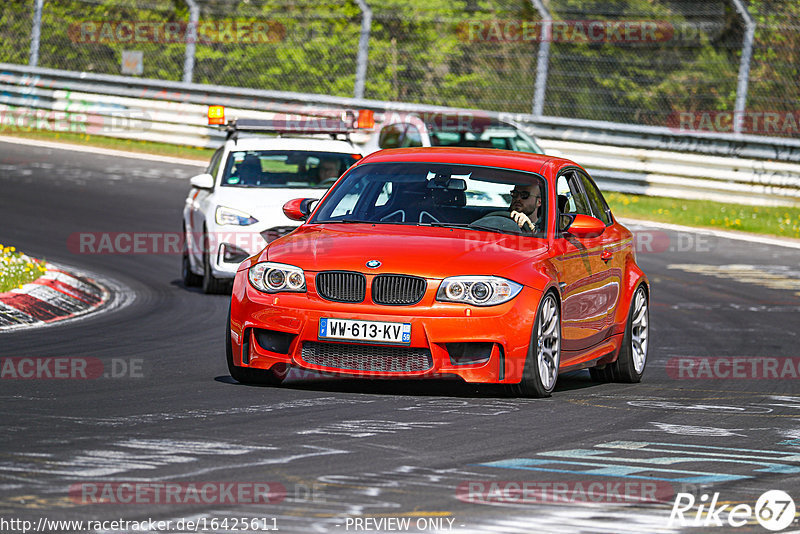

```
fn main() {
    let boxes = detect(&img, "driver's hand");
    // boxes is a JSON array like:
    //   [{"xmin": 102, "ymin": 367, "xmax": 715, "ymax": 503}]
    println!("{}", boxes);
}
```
[{"xmin": 510, "ymin": 211, "xmax": 534, "ymax": 231}]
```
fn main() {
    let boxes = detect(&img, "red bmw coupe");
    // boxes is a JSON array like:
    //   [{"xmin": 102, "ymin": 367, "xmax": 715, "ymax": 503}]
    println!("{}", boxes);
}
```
[{"xmin": 227, "ymin": 148, "xmax": 649, "ymax": 397}]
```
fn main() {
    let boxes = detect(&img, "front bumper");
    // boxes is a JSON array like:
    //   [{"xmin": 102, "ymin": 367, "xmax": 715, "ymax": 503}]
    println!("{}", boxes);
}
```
[{"xmin": 229, "ymin": 271, "xmax": 543, "ymax": 384}]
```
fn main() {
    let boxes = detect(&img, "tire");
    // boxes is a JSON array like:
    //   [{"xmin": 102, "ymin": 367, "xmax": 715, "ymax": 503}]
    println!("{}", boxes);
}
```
[
  {"xmin": 590, "ymin": 284, "xmax": 649, "ymax": 383},
  {"xmin": 202, "ymin": 229, "xmax": 228, "ymax": 295},
  {"xmin": 181, "ymin": 225, "xmax": 202, "ymax": 287},
  {"xmin": 507, "ymin": 291, "xmax": 561, "ymax": 398},
  {"xmin": 226, "ymin": 306, "xmax": 289, "ymax": 386}
]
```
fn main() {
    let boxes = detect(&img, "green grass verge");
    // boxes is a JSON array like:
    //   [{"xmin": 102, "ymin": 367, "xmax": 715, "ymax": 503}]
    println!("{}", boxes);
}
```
[
  {"xmin": 0, "ymin": 129, "xmax": 215, "ymax": 161},
  {"xmin": 0, "ymin": 244, "xmax": 47, "ymax": 293},
  {"xmin": 606, "ymin": 192, "xmax": 800, "ymax": 239}
]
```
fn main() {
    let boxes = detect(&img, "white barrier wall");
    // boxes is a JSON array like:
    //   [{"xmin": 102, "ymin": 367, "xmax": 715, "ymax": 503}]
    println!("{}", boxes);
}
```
[{"xmin": 1, "ymin": 65, "xmax": 799, "ymax": 207}]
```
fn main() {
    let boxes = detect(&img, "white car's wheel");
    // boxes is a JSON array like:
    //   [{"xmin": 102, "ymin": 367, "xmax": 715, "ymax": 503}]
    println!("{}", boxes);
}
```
[{"xmin": 181, "ymin": 225, "xmax": 202, "ymax": 287}]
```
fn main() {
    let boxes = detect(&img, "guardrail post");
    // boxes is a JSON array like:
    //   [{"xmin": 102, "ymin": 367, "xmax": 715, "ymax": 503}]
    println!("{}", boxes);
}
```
[
  {"xmin": 731, "ymin": 0, "xmax": 755, "ymax": 135},
  {"xmin": 183, "ymin": 0, "xmax": 200, "ymax": 83},
  {"xmin": 530, "ymin": 0, "xmax": 551, "ymax": 118},
  {"xmin": 29, "ymin": 0, "xmax": 44, "ymax": 67},
  {"xmin": 354, "ymin": 0, "xmax": 372, "ymax": 99}
]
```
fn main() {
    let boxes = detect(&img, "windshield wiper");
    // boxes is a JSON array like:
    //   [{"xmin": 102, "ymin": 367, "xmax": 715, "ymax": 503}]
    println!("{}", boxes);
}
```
[
  {"xmin": 320, "ymin": 218, "xmax": 377, "ymax": 224},
  {"xmin": 418, "ymin": 222, "xmax": 471, "ymax": 229}
]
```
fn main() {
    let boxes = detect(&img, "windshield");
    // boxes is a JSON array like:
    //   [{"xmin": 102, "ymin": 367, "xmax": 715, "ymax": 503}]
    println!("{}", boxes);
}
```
[
  {"xmin": 430, "ymin": 128, "xmax": 543, "ymax": 153},
  {"xmin": 311, "ymin": 162, "xmax": 547, "ymax": 237},
  {"xmin": 220, "ymin": 150, "xmax": 360, "ymax": 188}
]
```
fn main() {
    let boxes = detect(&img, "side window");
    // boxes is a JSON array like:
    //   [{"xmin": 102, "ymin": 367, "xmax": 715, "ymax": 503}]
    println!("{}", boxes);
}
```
[
  {"xmin": 579, "ymin": 172, "xmax": 612, "ymax": 225},
  {"xmin": 401, "ymin": 125, "xmax": 422, "ymax": 148},
  {"xmin": 207, "ymin": 147, "xmax": 223, "ymax": 178},
  {"xmin": 556, "ymin": 171, "xmax": 592, "ymax": 232},
  {"xmin": 378, "ymin": 124, "xmax": 405, "ymax": 149}
]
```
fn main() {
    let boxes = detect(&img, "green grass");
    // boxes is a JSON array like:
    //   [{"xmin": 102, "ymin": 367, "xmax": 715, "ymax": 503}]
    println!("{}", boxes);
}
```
[
  {"xmin": 0, "ymin": 244, "xmax": 47, "ymax": 293},
  {"xmin": 606, "ymin": 192, "xmax": 800, "ymax": 239},
  {"xmin": 0, "ymin": 129, "xmax": 215, "ymax": 161}
]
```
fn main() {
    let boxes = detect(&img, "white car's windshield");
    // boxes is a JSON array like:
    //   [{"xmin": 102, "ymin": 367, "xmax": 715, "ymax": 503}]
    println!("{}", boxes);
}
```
[
  {"xmin": 311, "ymin": 162, "xmax": 547, "ymax": 237},
  {"xmin": 221, "ymin": 150, "xmax": 360, "ymax": 188},
  {"xmin": 430, "ymin": 128, "xmax": 543, "ymax": 153}
]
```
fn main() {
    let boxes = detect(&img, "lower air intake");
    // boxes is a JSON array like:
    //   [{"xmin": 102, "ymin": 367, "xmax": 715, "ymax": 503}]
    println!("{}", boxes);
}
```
[{"xmin": 301, "ymin": 341, "xmax": 433, "ymax": 373}]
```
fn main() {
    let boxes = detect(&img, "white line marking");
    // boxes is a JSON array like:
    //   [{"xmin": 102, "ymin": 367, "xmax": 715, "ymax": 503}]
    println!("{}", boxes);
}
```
[{"xmin": 0, "ymin": 135, "xmax": 206, "ymax": 167}]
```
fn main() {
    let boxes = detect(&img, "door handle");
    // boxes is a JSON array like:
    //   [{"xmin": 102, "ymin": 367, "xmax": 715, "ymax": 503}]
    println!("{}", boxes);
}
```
[{"xmin": 601, "ymin": 248, "xmax": 613, "ymax": 262}]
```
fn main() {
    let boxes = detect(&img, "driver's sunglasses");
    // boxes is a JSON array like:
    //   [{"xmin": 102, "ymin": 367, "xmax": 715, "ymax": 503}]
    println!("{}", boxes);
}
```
[{"xmin": 510, "ymin": 190, "xmax": 538, "ymax": 200}]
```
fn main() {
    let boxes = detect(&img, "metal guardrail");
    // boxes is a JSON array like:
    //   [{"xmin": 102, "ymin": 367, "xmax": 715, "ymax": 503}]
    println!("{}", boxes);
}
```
[{"xmin": 1, "ymin": 63, "xmax": 799, "ymax": 207}]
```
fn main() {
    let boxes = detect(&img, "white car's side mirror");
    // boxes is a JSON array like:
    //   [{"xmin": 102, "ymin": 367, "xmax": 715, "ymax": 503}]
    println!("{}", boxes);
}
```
[{"xmin": 190, "ymin": 173, "xmax": 214, "ymax": 189}]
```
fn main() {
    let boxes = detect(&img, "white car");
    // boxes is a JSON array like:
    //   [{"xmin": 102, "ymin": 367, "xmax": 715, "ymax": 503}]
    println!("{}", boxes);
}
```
[
  {"xmin": 182, "ymin": 132, "xmax": 362, "ymax": 293},
  {"xmin": 360, "ymin": 112, "xmax": 546, "ymax": 155}
]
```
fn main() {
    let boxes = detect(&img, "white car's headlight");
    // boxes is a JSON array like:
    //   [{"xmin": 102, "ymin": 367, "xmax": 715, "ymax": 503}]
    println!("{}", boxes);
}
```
[
  {"xmin": 216, "ymin": 206, "xmax": 258, "ymax": 226},
  {"xmin": 248, "ymin": 262, "xmax": 306, "ymax": 293},
  {"xmin": 436, "ymin": 276, "xmax": 522, "ymax": 306}
]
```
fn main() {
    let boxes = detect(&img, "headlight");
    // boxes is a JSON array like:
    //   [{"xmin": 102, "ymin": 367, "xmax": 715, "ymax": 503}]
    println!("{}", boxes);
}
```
[
  {"xmin": 216, "ymin": 206, "xmax": 258, "ymax": 226},
  {"xmin": 248, "ymin": 262, "xmax": 306, "ymax": 293},
  {"xmin": 437, "ymin": 276, "xmax": 522, "ymax": 306}
]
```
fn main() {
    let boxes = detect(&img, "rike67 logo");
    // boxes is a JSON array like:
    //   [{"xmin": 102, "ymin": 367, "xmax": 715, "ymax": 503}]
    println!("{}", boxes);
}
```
[{"xmin": 669, "ymin": 490, "xmax": 796, "ymax": 531}]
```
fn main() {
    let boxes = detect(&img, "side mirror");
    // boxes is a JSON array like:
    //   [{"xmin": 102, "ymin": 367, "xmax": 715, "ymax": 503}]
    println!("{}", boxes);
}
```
[
  {"xmin": 283, "ymin": 198, "xmax": 318, "ymax": 221},
  {"xmin": 190, "ymin": 173, "xmax": 214, "ymax": 190},
  {"xmin": 564, "ymin": 214, "xmax": 605, "ymax": 238}
]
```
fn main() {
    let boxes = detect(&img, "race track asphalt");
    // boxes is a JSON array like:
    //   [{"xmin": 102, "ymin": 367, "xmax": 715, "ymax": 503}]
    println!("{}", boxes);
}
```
[{"xmin": 1, "ymin": 140, "xmax": 799, "ymax": 533}]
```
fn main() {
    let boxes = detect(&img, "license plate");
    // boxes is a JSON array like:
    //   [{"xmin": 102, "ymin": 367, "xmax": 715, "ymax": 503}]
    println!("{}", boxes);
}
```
[{"xmin": 318, "ymin": 318, "xmax": 411, "ymax": 344}]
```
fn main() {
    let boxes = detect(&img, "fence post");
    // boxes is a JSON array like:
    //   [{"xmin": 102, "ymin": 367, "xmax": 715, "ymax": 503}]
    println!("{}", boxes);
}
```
[
  {"xmin": 29, "ymin": 0, "xmax": 44, "ymax": 67},
  {"xmin": 183, "ymin": 0, "xmax": 200, "ymax": 83},
  {"xmin": 731, "ymin": 0, "xmax": 755, "ymax": 135},
  {"xmin": 354, "ymin": 0, "xmax": 372, "ymax": 99},
  {"xmin": 530, "ymin": 0, "xmax": 551, "ymax": 118}
]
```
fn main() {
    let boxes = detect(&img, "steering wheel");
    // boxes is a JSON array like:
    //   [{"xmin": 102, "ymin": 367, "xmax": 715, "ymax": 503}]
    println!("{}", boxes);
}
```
[
  {"xmin": 473, "ymin": 211, "xmax": 538, "ymax": 233},
  {"xmin": 319, "ymin": 178, "xmax": 339, "ymax": 187}
]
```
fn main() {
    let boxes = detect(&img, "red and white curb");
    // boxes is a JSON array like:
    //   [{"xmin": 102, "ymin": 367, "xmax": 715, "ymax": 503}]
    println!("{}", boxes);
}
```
[{"xmin": 0, "ymin": 264, "xmax": 110, "ymax": 330}]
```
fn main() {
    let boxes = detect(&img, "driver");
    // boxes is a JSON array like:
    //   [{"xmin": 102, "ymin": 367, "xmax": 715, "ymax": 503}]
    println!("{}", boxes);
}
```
[
  {"xmin": 318, "ymin": 158, "xmax": 341, "ymax": 183},
  {"xmin": 509, "ymin": 184, "xmax": 543, "ymax": 232}
]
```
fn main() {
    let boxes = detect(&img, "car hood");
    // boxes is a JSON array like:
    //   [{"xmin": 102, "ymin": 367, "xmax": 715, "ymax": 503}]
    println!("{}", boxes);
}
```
[
  {"xmin": 264, "ymin": 224, "xmax": 549, "ymax": 280},
  {"xmin": 212, "ymin": 187, "xmax": 327, "ymax": 223}
]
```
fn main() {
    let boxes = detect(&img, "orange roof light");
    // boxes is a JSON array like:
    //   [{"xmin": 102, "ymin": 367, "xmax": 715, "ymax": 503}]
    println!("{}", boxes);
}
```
[
  {"xmin": 356, "ymin": 109, "xmax": 375, "ymax": 129},
  {"xmin": 208, "ymin": 105, "xmax": 225, "ymax": 126}
]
